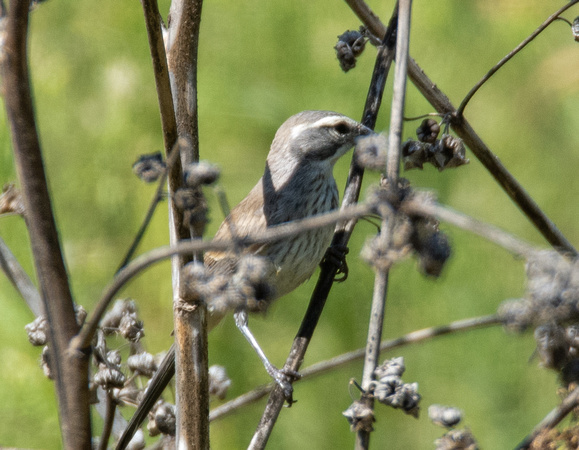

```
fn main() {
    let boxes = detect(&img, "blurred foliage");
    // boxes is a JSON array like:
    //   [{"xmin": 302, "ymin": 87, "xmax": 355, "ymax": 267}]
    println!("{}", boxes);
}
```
[{"xmin": 1, "ymin": 0, "xmax": 578, "ymax": 448}]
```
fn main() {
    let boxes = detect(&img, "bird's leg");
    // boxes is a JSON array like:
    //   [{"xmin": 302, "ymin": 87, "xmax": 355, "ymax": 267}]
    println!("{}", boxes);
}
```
[
  {"xmin": 233, "ymin": 309, "xmax": 300, "ymax": 403},
  {"xmin": 323, "ymin": 245, "xmax": 350, "ymax": 282}
]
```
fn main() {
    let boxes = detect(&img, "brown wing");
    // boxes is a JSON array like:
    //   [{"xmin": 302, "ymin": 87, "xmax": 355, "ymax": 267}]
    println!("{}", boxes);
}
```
[{"xmin": 205, "ymin": 179, "xmax": 269, "ymax": 275}]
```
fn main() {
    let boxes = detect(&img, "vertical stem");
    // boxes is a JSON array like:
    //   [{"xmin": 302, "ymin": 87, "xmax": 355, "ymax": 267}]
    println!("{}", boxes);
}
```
[
  {"xmin": 2, "ymin": 0, "xmax": 91, "ymax": 447},
  {"xmin": 165, "ymin": 0, "xmax": 208, "ymax": 447},
  {"xmin": 356, "ymin": 1, "xmax": 412, "ymax": 448}
]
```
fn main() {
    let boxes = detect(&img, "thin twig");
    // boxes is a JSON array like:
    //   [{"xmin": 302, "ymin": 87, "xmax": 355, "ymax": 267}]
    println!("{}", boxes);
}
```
[
  {"xmin": 141, "ymin": 0, "xmax": 207, "ymax": 445},
  {"xmin": 357, "ymin": 2, "xmax": 412, "ymax": 449},
  {"xmin": 98, "ymin": 392, "xmax": 116, "ymax": 450},
  {"xmin": 0, "ymin": 236, "xmax": 43, "ymax": 317},
  {"xmin": 515, "ymin": 385, "xmax": 579, "ymax": 450},
  {"xmin": 165, "ymin": 0, "xmax": 208, "ymax": 444},
  {"xmin": 248, "ymin": 4, "xmax": 400, "ymax": 449},
  {"xmin": 74, "ymin": 203, "xmax": 371, "ymax": 352},
  {"xmin": 401, "ymin": 196, "xmax": 536, "ymax": 257},
  {"xmin": 345, "ymin": 0, "xmax": 577, "ymax": 256},
  {"xmin": 210, "ymin": 314, "xmax": 501, "ymax": 421},
  {"xmin": 457, "ymin": 0, "xmax": 579, "ymax": 117},
  {"xmin": 116, "ymin": 139, "xmax": 182, "ymax": 273},
  {"xmin": 2, "ymin": 0, "xmax": 91, "ymax": 446}
]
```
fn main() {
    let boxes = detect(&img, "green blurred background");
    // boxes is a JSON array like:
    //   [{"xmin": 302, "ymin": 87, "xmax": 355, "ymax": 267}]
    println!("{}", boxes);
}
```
[{"xmin": 1, "ymin": 0, "xmax": 578, "ymax": 447}]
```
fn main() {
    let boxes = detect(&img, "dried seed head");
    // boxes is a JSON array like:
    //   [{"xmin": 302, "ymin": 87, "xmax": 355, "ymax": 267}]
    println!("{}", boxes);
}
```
[
  {"xmin": 106, "ymin": 350, "xmax": 122, "ymax": 367},
  {"xmin": 119, "ymin": 314, "xmax": 144, "ymax": 342},
  {"xmin": 410, "ymin": 217, "xmax": 451, "ymax": 277},
  {"xmin": 534, "ymin": 324, "xmax": 569, "ymax": 370},
  {"xmin": 209, "ymin": 365, "xmax": 231, "ymax": 400},
  {"xmin": 132, "ymin": 152, "xmax": 166, "ymax": 183},
  {"xmin": 148, "ymin": 401, "xmax": 176, "ymax": 437},
  {"xmin": 94, "ymin": 364, "xmax": 126, "ymax": 389},
  {"xmin": 498, "ymin": 251, "xmax": 579, "ymax": 330},
  {"xmin": 184, "ymin": 161, "xmax": 220, "ymax": 187},
  {"xmin": 402, "ymin": 139, "xmax": 430, "ymax": 170},
  {"xmin": 342, "ymin": 400, "xmax": 375, "ymax": 432},
  {"xmin": 434, "ymin": 428, "xmax": 478, "ymax": 450},
  {"xmin": 375, "ymin": 356, "xmax": 406, "ymax": 379},
  {"xmin": 428, "ymin": 404, "xmax": 463, "ymax": 429},
  {"xmin": 416, "ymin": 118, "xmax": 440, "ymax": 144},
  {"xmin": 355, "ymin": 133, "xmax": 388, "ymax": 171},
  {"xmin": 128, "ymin": 352, "xmax": 157, "ymax": 378},
  {"xmin": 573, "ymin": 17, "xmax": 579, "ymax": 42},
  {"xmin": 335, "ymin": 30, "xmax": 366, "ymax": 72},
  {"xmin": 101, "ymin": 299, "xmax": 138, "ymax": 332},
  {"xmin": 25, "ymin": 316, "xmax": 48, "ymax": 346},
  {"xmin": 431, "ymin": 135, "xmax": 469, "ymax": 171}
]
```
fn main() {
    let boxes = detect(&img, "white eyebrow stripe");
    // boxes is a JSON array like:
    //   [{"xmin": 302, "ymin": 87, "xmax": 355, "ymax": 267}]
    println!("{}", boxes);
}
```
[{"xmin": 289, "ymin": 115, "xmax": 350, "ymax": 140}]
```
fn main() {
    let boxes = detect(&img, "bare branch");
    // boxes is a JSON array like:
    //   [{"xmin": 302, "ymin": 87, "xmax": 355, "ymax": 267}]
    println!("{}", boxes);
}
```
[
  {"xmin": 356, "ymin": 2, "xmax": 412, "ymax": 448},
  {"xmin": 249, "ymin": 4, "xmax": 400, "ymax": 448},
  {"xmin": 0, "ymin": 235, "xmax": 43, "ymax": 316},
  {"xmin": 401, "ymin": 195, "xmax": 536, "ymax": 257},
  {"xmin": 210, "ymin": 314, "xmax": 501, "ymax": 421},
  {"xmin": 515, "ymin": 385, "xmax": 579, "ymax": 450},
  {"xmin": 2, "ymin": 0, "xmax": 91, "ymax": 445},
  {"xmin": 345, "ymin": 0, "xmax": 577, "ymax": 256},
  {"xmin": 457, "ymin": 0, "xmax": 579, "ymax": 117},
  {"xmin": 74, "ymin": 203, "xmax": 372, "ymax": 353}
]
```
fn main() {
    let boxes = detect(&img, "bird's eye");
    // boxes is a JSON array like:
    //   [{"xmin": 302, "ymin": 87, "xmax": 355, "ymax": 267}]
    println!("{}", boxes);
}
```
[{"xmin": 334, "ymin": 122, "xmax": 350, "ymax": 135}]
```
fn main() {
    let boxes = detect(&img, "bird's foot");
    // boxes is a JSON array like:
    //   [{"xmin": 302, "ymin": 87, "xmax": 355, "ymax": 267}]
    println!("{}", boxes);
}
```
[
  {"xmin": 324, "ymin": 245, "xmax": 349, "ymax": 282},
  {"xmin": 265, "ymin": 363, "xmax": 301, "ymax": 405}
]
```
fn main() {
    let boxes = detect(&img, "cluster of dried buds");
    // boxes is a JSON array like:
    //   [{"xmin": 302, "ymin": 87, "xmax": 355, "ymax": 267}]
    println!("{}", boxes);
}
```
[
  {"xmin": 361, "ymin": 184, "xmax": 451, "ymax": 277},
  {"xmin": 182, "ymin": 254, "xmax": 274, "ymax": 317},
  {"xmin": 343, "ymin": 357, "xmax": 421, "ymax": 433},
  {"xmin": 402, "ymin": 119, "xmax": 469, "ymax": 171},
  {"xmin": 25, "ymin": 305, "xmax": 87, "ymax": 379}
]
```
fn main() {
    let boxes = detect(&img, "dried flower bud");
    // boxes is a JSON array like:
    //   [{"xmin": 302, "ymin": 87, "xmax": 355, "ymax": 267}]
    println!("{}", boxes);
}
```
[
  {"xmin": 209, "ymin": 365, "xmax": 231, "ymax": 400},
  {"xmin": 434, "ymin": 428, "xmax": 478, "ymax": 450},
  {"xmin": 360, "ymin": 215, "xmax": 413, "ymax": 271},
  {"xmin": 534, "ymin": 324, "xmax": 569, "ymax": 370},
  {"xmin": 343, "ymin": 400, "xmax": 375, "ymax": 432},
  {"xmin": 184, "ymin": 161, "xmax": 220, "ymax": 187},
  {"xmin": 119, "ymin": 314, "xmax": 144, "ymax": 342},
  {"xmin": 101, "ymin": 299, "xmax": 138, "ymax": 332},
  {"xmin": 431, "ymin": 135, "xmax": 469, "ymax": 171},
  {"xmin": 25, "ymin": 316, "xmax": 48, "ymax": 346},
  {"xmin": 106, "ymin": 350, "xmax": 122, "ymax": 367},
  {"xmin": 402, "ymin": 139, "xmax": 431, "ymax": 170},
  {"xmin": 128, "ymin": 352, "xmax": 157, "ymax": 378},
  {"xmin": 0, "ymin": 183, "xmax": 25, "ymax": 216},
  {"xmin": 94, "ymin": 365, "xmax": 126, "ymax": 389},
  {"xmin": 410, "ymin": 217, "xmax": 451, "ymax": 277},
  {"xmin": 335, "ymin": 30, "xmax": 366, "ymax": 72},
  {"xmin": 428, "ymin": 404, "xmax": 463, "ymax": 429},
  {"xmin": 355, "ymin": 134, "xmax": 388, "ymax": 171},
  {"xmin": 173, "ymin": 188, "xmax": 197, "ymax": 210},
  {"xmin": 132, "ymin": 152, "xmax": 166, "ymax": 183},
  {"xmin": 372, "ymin": 356, "xmax": 420, "ymax": 417},
  {"xmin": 375, "ymin": 356, "xmax": 406, "ymax": 379},
  {"xmin": 149, "ymin": 401, "xmax": 176, "ymax": 436},
  {"xmin": 416, "ymin": 118, "xmax": 440, "ymax": 144}
]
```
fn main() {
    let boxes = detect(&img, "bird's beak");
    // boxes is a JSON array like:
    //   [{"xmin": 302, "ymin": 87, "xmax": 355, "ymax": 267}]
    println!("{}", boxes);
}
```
[{"xmin": 356, "ymin": 124, "xmax": 374, "ymax": 139}]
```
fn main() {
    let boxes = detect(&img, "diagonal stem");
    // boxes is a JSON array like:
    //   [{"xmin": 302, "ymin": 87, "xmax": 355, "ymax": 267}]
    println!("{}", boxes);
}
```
[
  {"xmin": 248, "ymin": 4, "xmax": 400, "ymax": 449},
  {"xmin": 356, "ymin": 1, "xmax": 412, "ymax": 448},
  {"xmin": 345, "ymin": 0, "xmax": 576, "ymax": 255}
]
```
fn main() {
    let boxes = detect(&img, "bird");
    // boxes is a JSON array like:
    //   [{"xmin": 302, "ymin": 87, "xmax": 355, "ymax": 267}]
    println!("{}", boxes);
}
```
[{"xmin": 119, "ymin": 111, "xmax": 372, "ymax": 445}]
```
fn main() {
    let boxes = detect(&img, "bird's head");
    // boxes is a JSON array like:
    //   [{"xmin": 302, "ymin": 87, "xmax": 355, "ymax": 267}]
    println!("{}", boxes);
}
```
[{"xmin": 267, "ymin": 111, "xmax": 373, "ymax": 178}]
